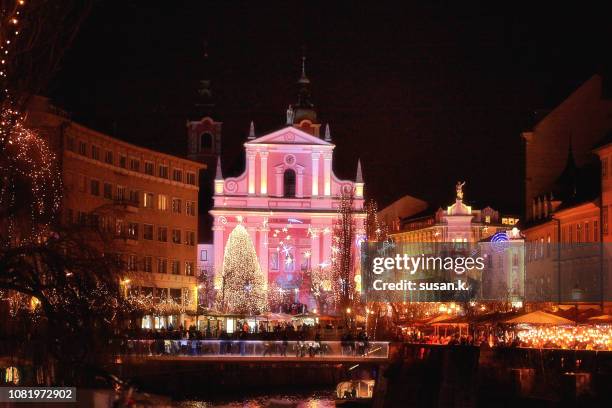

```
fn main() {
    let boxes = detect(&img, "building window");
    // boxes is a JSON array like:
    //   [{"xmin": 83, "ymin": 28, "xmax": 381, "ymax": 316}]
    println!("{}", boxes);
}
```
[
  {"xmin": 66, "ymin": 136, "xmax": 75, "ymax": 151},
  {"xmin": 129, "ymin": 158, "xmax": 140, "ymax": 172},
  {"xmin": 171, "ymin": 260, "xmax": 180, "ymax": 275},
  {"xmin": 169, "ymin": 288, "xmax": 182, "ymax": 303},
  {"xmin": 172, "ymin": 198, "xmax": 182, "ymax": 214},
  {"xmin": 119, "ymin": 155, "xmax": 127, "ymax": 168},
  {"xmin": 159, "ymin": 165, "xmax": 169, "ymax": 179},
  {"xmin": 603, "ymin": 207, "xmax": 609, "ymax": 235},
  {"xmin": 91, "ymin": 145, "xmax": 100, "ymax": 160},
  {"xmin": 186, "ymin": 172, "xmax": 196, "ymax": 185},
  {"xmin": 143, "ymin": 224, "xmax": 153, "ymax": 240},
  {"xmin": 77, "ymin": 211, "xmax": 87, "ymax": 225},
  {"xmin": 546, "ymin": 234, "xmax": 551, "ymax": 257},
  {"xmin": 283, "ymin": 169, "xmax": 296, "ymax": 197},
  {"xmin": 127, "ymin": 223, "xmax": 139, "ymax": 240},
  {"xmin": 484, "ymin": 215, "xmax": 491, "ymax": 223},
  {"xmin": 594, "ymin": 220, "xmax": 599, "ymax": 241},
  {"xmin": 270, "ymin": 252, "xmax": 279, "ymax": 271},
  {"xmin": 127, "ymin": 254, "xmax": 137, "ymax": 271},
  {"xmin": 577, "ymin": 223, "xmax": 582, "ymax": 242},
  {"xmin": 603, "ymin": 158, "xmax": 608, "ymax": 178},
  {"xmin": 186, "ymin": 200, "xmax": 196, "ymax": 216},
  {"xmin": 116, "ymin": 185, "xmax": 126, "ymax": 201},
  {"xmin": 200, "ymin": 250, "xmax": 208, "ymax": 261},
  {"xmin": 300, "ymin": 251, "xmax": 310, "ymax": 271},
  {"xmin": 144, "ymin": 161, "xmax": 154, "ymax": 175},
  {"xmin": 129, "ymin": 190, "xmax": 139, "ymax": 205},
  {"xmin": 157, "ymin": 258, "xmax": 167, "ymax": 274},
  {"xmin": 200, "ymin": 133, "xmax": 213, "ymax": 151},
  {"xmin": 157, "ymin": 226, "xmax": 168, "ymax": 242},
  {"xmin": 142, "ymin": 192, "xmax": 153, "ymax": 208},
  {"xmin": 78, "ymin": 141, "xmax": 87, "ymax": 156},
  {"xmin": 103, "ymin": 182, "xmax": 112, "ymax": 199},
  {"xmin": 158, "ymin": 194, "xmax": 168, "ymax": 211},
  {"xmin": 90, "ymin": 179, "xmax": 100, "ymax": 196},
  {"xmin": 185, "ymin": 261, "xmax": 194, "ymax": 276},
  {"xmin": 143, "ymin": 256, "xmax": 152, "ymax": 272},
  {"xmin": 172, "ymin": 229, "xmax": 181, "ymax": 244},
  {"xmin": 105, "ymin": 150, "xmax": 113, "ymax": 164},
  {"xmin": 585, "ymin": 222, "xmax": 590, "ymax": 242},
  {"xmin": 186, "ymin": 231, "xmax": 195, "ymax": 246},
  {"xmin": 116, "ymin": 219, "xmax": 125, "ymax": 236},
  {"xmin": 172, "ymin": 169, "xmax": 183, "ymax": 182}
]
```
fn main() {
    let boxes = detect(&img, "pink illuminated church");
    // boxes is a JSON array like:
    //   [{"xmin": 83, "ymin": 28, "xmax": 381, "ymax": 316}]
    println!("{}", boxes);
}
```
[{"xmin": 209, "ymin": 59, "xmax": 365, "ymax": 308}]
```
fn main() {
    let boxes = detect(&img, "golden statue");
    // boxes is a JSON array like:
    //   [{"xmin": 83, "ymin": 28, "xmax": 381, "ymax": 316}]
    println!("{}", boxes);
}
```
[{"xmin": 456, "ymin": 181, "xmax": 465, "ymax": 200}]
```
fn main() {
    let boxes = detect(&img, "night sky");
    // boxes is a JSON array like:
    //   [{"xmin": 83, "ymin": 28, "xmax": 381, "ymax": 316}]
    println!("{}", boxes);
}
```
[{"xmin": 48, "ymin": 1, "xmax": 612, "ymax": 219}]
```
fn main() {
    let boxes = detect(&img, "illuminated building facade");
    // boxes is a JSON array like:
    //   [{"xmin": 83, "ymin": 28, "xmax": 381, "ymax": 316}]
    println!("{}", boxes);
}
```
[
  {"xmin": 26, "ymin": 96, "xmax": 205, "ymax": 328},
  {"xmin": 209, "ymin": 62, "xmax": 365, "ymax": 308},
  {"xmin": 389, "ymin": 184, "xmax": 519, "ymax": 244}
]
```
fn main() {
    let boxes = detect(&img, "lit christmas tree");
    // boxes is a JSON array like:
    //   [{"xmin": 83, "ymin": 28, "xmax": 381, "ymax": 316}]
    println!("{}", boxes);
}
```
[{"xmin": 217, "ymin": 224, "xmax": 267, "ymax": 315}]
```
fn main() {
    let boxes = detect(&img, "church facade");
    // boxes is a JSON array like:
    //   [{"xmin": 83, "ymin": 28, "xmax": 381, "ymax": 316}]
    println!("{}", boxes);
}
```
[{"xmin": 209, "ymin": 62, "xmax": 365, "ymax": 308}]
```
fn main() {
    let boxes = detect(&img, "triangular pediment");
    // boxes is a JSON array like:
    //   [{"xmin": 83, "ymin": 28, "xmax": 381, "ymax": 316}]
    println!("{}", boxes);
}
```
[{"xmin": 245, "ymin": 126, "xmax": 333, "ymax": 146}]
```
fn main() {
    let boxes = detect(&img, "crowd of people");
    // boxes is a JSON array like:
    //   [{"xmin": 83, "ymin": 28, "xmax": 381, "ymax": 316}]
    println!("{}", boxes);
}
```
[
  {"xmin": 397, "ymin": 324, "xmax": 612, "ymax": 351},
  {"xmin": 117, "ymin": 322, "xmax": 374, "ymax": 358}
]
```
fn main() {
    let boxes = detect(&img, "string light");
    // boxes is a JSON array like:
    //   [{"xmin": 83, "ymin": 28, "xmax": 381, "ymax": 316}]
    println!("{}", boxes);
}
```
[
  {"xmin": 216, "ymin": 224, "xmax": 267, "ymax": 314},
  {"xmin": 0, "ymin": 108, "xmax": 62, "ymax": 243}
]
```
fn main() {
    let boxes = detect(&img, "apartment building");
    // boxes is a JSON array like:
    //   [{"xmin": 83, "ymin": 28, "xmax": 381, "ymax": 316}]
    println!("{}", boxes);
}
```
[{"xmin": 27, "ymin": 97, "xmax": 205, "ymax": 329}]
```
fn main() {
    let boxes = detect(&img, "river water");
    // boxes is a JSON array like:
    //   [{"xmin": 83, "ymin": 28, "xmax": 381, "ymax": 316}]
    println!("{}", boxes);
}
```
[{"xmin": 176, "ymin": 389, "xmax": 336, "ymax": 408}]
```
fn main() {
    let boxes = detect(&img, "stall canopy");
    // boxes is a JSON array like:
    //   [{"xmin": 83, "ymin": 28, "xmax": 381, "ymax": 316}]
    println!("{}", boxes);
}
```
[
  {"xmin": 258, "ymin": 312, "xmax": 294, "ymax": 321},
  {"xmin": 587, "ymin": 314, "xmax": 612, "ymax": 323},
  {"xmin": 425, "ymin": 314, "xmax": 458, "ymax": 325},
  {"xmin": 504, "ymin": 310, "xmax": 574, "ymax": 325}
]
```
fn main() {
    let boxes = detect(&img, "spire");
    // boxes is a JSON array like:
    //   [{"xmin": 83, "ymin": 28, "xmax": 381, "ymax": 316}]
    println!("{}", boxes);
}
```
[
  {"xmin": 298, "ymin": 54, "xmax": 309, "ymax": 84},
  {"xmin": 215, "ymin": 156, "xmax": 223, "ymax": 180},
  {"xmin": 293, "ymin": 53, "xmax": 317, "ymax": 124},
  {"xmin": 194, "ymin": 40, "xmax": 215, "ymax": 118},
  {"xmin": 356, "ymin": 159, "xmax": 363, "ymax": 183},
  {"xmin": 248, "ymin": 121, "xmax": 255, "ymax": 140},
  {"xmin": 324, "ymin": 123, "xmax": 331, "ymax": 141}
]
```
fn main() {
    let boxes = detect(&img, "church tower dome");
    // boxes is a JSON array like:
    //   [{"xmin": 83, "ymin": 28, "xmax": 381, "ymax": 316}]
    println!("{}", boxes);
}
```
[{"xmin": 288, "ymin": 55, "xmax": 321, "ymax": 137}]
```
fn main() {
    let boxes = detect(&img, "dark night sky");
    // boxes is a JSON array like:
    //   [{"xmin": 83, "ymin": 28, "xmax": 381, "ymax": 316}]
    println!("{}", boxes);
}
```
[{"xmin": 47, "ymin": 1, "xmax": 612, "ymax": 217}]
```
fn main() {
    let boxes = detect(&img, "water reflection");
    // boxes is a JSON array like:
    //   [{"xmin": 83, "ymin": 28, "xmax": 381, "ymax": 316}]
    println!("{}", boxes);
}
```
[{"xmin": 178, "ymin": 390, "xmax": 335, "ymax": 408}]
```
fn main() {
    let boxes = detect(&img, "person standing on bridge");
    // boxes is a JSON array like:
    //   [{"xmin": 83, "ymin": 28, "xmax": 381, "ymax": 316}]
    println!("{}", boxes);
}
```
[{"xmin": 281, "ymin": 332, "xmax": 288, "ymax": 356}]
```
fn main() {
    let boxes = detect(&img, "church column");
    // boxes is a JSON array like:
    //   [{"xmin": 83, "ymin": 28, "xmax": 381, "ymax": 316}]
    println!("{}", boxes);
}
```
[
  {"xmin": 322, "ymin": 222, "xmax": 333, "ymax": 266},
  {"xmin": 296, "ymin": 168, "xmax": 304, "ymax": 198},
  {"xmin": 275, "ymin": 167, "xmax": 284, "ymax": 197},
  {"xmin": 247, "ymin": 150, "xmax": 256, "ymax": 195},
  {"xmin": 260, "ymin": 151, "xmax": 268, "ymax": 196},
  {"xmin": 310, "ymin": 226, "xmax": 320, "ymax": 270},
  {"xmin": 247, "ymin": 225, "xmax": 257, "ymax": 249},
  {"xmin": 311, "ymin": 152, "xmax": 320, "ymax": 197},
  {"xmin": 323, "ymin": 151, "xmax": 332, "ymax": 196},
  {"xmin": 212, "ymin": 220, "xmax": 225, "ymax": 289},
  {"xmin": 259, "ymin": 226, "xmax": 269, "ymax": 287}
]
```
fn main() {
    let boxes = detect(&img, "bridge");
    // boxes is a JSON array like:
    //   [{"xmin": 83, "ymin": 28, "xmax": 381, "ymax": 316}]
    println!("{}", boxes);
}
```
[{"xmin": 120, "ymin": 340, "xmax": 390, "ymax": 362}]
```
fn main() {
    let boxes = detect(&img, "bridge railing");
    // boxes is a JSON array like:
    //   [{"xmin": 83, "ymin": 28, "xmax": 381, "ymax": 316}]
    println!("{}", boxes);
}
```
[{"xmin": 122, "ymin": 340, "xmax": 389, "ymax": 359}]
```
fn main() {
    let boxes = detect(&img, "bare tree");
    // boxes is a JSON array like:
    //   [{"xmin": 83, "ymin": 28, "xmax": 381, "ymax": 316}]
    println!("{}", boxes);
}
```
[{"xmin": 331, "ymin": 192, "xmax": 356, "ymax": 322}]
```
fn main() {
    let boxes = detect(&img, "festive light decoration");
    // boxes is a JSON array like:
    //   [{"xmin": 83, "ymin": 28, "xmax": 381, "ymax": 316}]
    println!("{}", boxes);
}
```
[
  {"xmin": 217, "ymin": 224, "xmax": 267, "ymax": 314},
  {"xmin": 330, "ymin": 192, "xmax": 356, "ymax": 310},
  {"xmin": 0, "ymin": 0, "xmax": 26, "ymax": 81},
  {"xmin": 515, "ymin": 325, "xmax": 612, "ymax": 351},
  {"xmin": 0, "ymin": 107, "xmax": 61, "ymax": 243}
]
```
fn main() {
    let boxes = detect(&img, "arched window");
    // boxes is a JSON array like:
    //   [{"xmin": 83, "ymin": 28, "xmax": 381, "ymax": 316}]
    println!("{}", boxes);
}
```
[
  {"xmin": 200, "ymin": 133, "xmax": 213, "ymax": 152},
  {"xmin": 283, "ymin": 169, "xmax": 296, "ymax": 197}
]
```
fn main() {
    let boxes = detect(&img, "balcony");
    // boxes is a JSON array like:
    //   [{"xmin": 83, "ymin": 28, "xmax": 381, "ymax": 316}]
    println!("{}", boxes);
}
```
[
  {"xmin": 113, "ymin": 231, "xmax": 139, "ymax": 246},
  {"xmin": 113, "ymin": 198, "xmax": 139, "ymax": 213}
]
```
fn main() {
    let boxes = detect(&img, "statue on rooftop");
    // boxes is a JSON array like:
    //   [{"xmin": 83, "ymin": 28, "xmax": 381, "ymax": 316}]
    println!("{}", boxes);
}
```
[{"xmin": 456, "ymin": 181, "xmax": 466, "ymax": 200}]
